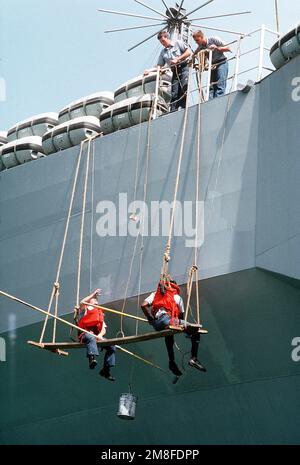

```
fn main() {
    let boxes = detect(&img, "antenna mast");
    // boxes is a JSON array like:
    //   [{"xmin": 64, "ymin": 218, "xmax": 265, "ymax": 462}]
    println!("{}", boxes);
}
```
[
  {"xmin": 98, "ymin": 1, "xmax": 251, "ymax": 52},
  {"xmin": 274, "ymin": 0, "xmax": 280, "ymax": 33}
]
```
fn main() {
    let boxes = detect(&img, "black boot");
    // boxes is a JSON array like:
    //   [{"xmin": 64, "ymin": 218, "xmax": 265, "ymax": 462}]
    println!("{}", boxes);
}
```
[
  {"xmin": 169, "ymin": 360, "xmax": 182, "ymax": 377},
  {"xmin": 99, "ymin": 367, "xmax": 115, "ymax": 382},
  {"xmin": 88, "ymin": 355, "xmax": 97, "ymax": 370},
  {"xmin": 189, "ymin": 357, "xmax": 207, "ymax": 372}
]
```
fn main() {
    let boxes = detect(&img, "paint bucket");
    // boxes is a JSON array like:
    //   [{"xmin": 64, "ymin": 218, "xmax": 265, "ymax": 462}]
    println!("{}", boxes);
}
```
[{"xmin": 117, "ymin": 393, "xmax": 137, "ymax": 420}]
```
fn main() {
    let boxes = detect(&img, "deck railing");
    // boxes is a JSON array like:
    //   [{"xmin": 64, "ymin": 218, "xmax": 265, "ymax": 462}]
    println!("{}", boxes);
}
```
[
  {"xmin": 192, "ymin": 24, "xmax": 281, "ymax": 103},
  {"xmin": 153, "ymin": 24, "xmax": 282, "ymax": 112}
]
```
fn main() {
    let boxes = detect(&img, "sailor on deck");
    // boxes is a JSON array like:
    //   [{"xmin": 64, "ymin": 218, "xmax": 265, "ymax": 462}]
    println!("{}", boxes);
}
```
[
  {"xmin": 144, "ymin": 31, "xmax": 191, "ymax": 113},
  {"xmin": 78, "ymin": 289, "xmax": 116, "ymax": 381},
  {"xmin": 141, "ymin": 279, "xmax": 206, "ymax": 377},
  {"xmin": 193, "ymin": 30, "xmax": 231, "ymax": 99}
]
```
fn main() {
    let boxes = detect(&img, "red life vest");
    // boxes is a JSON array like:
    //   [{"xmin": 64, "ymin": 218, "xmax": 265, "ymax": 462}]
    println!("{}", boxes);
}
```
[
  {"xmin": 78, "ymin": 305, "xmax": 104, "ymax": 337},
  {"xmin": 152, "ymin": 281, "xmax": 181, "ymax": 325}
]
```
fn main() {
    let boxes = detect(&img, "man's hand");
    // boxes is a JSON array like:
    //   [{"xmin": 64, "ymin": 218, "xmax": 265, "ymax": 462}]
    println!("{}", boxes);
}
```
[
  {"xmin": 94, "ymin": 289, "xmax": 101, "ymax": 297},
  {"xmin": 170, "ymin": 58, "xmax": 179, "ymax": 65},
  {"xmin": 143, "ymin": 69, "xmax": 150, "ymax": 76},
  {"xmin": 208, "ymin": 44, "xmax": 218, "ymax": 51},
  {"xmin": 147, "ymin": 315, "xmax": 155, "ymax": 325}
]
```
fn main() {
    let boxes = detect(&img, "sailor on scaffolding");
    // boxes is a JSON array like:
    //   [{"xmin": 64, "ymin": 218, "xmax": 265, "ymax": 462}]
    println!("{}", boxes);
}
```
[
  {"xmin": 193, "ymin": 30, "xmax": 231, "ymax": 99},
  {"xmin": 144, "ymin": 30, "xmax": 191, "ymax": 112},
  {"xmin": 141, "ymin": 278, "xmax": 206, "ymax": 377},
  {"xmin": 78, "ymin": 289, "xmax": 116, "ymax": 381}
]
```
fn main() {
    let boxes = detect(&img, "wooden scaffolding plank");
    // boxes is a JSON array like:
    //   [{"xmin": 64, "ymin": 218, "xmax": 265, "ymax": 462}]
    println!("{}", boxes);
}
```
[
  {"xmin": 169, "ymin": 325, "xmax": 208, "ymax": 335},
  {"xmin": 27, "ymin": 341, "xmax": 69, "ymax": 356},
  {"xmin": 27, "ymin": 328, "xmax": 184, "ymax": 351},
  {"xmin": 27, "ymin": 325, "xmax": 208, "ymax": 353}
]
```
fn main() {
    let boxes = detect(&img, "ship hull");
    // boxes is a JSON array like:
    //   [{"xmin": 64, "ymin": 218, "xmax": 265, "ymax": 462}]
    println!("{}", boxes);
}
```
[{"xmin": 1, "ymin": 56, "xmax": 300, "ymax": 444}]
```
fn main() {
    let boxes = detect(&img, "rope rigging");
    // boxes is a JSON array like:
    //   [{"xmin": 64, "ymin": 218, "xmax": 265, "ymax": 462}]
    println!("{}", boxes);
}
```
[
  {"xmin": 184, "ymin": 53, "xmax": 204, "ymax": 329},
  {"xmin": 128, "ymin": 100, "xmax": 154, "ymax": 388},
  {"xmin": 161, "ymin": 62, "xmax": 193, "ymax": 282},
  {"xmin": 0, "ymin": 58, "xmax": 211, "ymax": 377},
  {"xmin": 119, "ymin": 98, "xmax": 154, "ymax": 337},
  {"xmin": 154, "ymin": 56, "xmax": 206, "ymax": 364},
  {"xmin": 39, "ymin": 139, "xmax": 86, "ymax": 344}
]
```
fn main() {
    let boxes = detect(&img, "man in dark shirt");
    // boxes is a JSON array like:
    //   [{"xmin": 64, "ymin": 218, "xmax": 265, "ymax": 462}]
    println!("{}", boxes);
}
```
[
  {"xmin": 144, "ymin": 30, "xmax": 191, "ymax": 112},
  {"xmin": 193, "ymin": 30, "xmax": 231, "ymax": 99}
]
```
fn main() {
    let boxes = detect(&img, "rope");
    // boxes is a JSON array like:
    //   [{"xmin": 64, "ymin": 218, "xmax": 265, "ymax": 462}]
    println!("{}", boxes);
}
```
[
  {"xmin": 39, "ymin": 140, "xmax": 86, "ymax": 344},
  {"xmin": 186, "ymin": 41, "xmax": 239, "ymax": 329},
  {"xmin": 119, "ymin": 234, "xmax": 141, "ymax": 336},
  {"xmin": 189, "ymin": 58, "xmax": 204, "ymax": 327},
  {"xmin": 195, "ymin": 268, "xmax": 200, "ymax": 325},
  {"xmin": 76, "ymin": 139, "xmax": 92, "ymax": 308},
  {"xmin": 185, "ymin": 265, "xmax": 198, "ymax": 327},
  {"xmin": 118, "ymin": 102, "xmax": 145, "ymax": 336},
  {"xmin": 119, "ymin": 99, "xmax": 154, "ymax": 336},
  {"xmin": 52, "ymin": 282, "xmax": 60, "ymax": 343},
  {"xmin": 82, "ymin": 301, "xmax": 148, "ymax": 323},
  {"xmin": 131, "ymin": 101, "xmax": 144, "ymax": 219},
  {"xmin": 174, "ymin": 340, "xmax": 189, "ymax": 374},
  {"xmin": 89, "ymin": 139, "xmax": 95, "ymax": 293},
  {"xmin": 117, "ymin": 346, "xmax": 169, "ymax": 375},
  {"xmin": 128, "ymin": 99, "xmax": 154, "ymax": 388},
  {"xmin": 161, "ymin": 63, "xmax": 193, "ymax": 279},
  {"xmin": 197, "ymin": 52, "xmax": 206, "ymax": 103}
]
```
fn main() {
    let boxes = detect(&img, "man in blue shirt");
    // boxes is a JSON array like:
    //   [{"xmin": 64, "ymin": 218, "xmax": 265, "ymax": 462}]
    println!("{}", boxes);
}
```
[
  {"xmin": 193, "ymin": 30, "xmax": 231, "ymax": 99},
  {"xmin": 144, "ymin": 30, "xmax": 191, "ymax": 112}
]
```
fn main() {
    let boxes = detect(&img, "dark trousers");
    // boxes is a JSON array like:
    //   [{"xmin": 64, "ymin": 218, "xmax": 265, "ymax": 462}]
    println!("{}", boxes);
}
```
[
  {"xmin": 153, "ymin": 314, "xmax": 200, "ymax": 361},
  {"xmin": 165, "ymin": 332, "xmax": 200, "ymax": 361},
  {"xmin": 171, "ymin": 64, "xmax": 189, "ymax": 112}
]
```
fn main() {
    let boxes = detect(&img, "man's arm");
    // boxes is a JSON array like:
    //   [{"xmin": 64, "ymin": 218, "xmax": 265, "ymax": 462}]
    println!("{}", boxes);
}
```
[
  {"xmin": 80, "ymin": 289, "xmax": 101, "ymax": 310},
  {"xmin": 170, "ymin": 47, "xmax": 191, "ymax": 66},
  {"xmin": 96, "ymin": 321, "xmax": 107, "ymax": 341},
  {"xmin": 209, "ymin": 44, "xmax": 231, "ymax": 53},
  {"xmin": 144, "ymin": 65, "xmax": 163, "ymax": 77},
  {"xmin": 177, "ymin": 296, "xmax": 185, "ymax": 320},
  {"xmin": 208, "ymin": 38, "xmax": 231, "ymax": 54},
  {"xmin": 141, "ymin": 300, "xmax": 154, "ymax": 324}
]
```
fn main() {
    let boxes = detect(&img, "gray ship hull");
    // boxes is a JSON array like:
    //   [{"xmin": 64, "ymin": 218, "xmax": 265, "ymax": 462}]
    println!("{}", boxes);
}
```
[{"xmin": 0, "ymin": 56, "xmax": 300, "ymax": 444}]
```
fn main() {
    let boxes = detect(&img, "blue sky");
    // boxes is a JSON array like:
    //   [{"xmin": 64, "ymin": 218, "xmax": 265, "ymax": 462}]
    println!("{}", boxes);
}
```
[{"xmin": 0, "ymin": 0, "xmax": 300, "ymax": 130}]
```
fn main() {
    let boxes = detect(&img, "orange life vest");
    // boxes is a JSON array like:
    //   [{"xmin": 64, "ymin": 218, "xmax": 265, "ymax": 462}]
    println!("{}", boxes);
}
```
[
  {"xmin": 152, "ymin": 281, "xmax": 181, "ymax": 325},
  {"xmin": 78, "ymin": 305, "xmax": 104, "ymax": 337}
]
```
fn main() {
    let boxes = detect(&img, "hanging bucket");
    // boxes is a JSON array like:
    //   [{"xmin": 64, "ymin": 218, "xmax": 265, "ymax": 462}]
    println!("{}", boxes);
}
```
[{"xmin": 117, "ymin": 393, "xmax": 137, "ymax": 420}]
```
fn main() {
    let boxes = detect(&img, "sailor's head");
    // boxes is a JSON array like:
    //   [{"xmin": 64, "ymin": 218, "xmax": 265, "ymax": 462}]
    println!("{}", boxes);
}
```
[
  {"xmin": 193, "ymin": 30, "xmax": 207, "ymax": 47},
  {"xmin": 157, "ymin": 30, "xmax": 171, "ymax": 47}
]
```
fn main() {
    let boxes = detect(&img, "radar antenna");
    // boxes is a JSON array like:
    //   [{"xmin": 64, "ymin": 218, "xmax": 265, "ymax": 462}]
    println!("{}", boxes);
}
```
[{"xmin": 97, "ymin": 1, "xmax": 251, "ymax": 51}]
